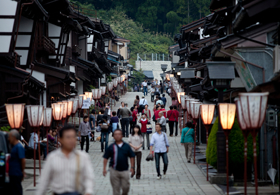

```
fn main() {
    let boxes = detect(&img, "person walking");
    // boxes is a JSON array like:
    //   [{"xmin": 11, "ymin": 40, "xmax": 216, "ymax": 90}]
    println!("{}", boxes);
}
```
[
  {"xmin": 167, "ymin": 106, "xmax": 176, "ymax": 136},
  {"xmin": 37, "ymin": 125, "xmax": 94, "ymax": 195},
  {"xmin": 89, "ymin": 110, "xmax": 96, "ymax": 141},
  {"xmin": 160, "ymin": 81, "xmax": 163, "ymax": 94},
  {"xmin": 139, "ymin": 113, "xmax": 149, "ymax": 150},
  {"xmin": 149, "ymin": 124, "xmax": 169, "ymax": 180},
  {"xmin": 142, "ymin": 104, "xmax": 151, "ymax": 121},
  {"xmin": 173, "ymin": 106, "xmax": 179, "ymax": 136},
  {"xmin": 103, "ymin": 129, "xmax": 135, "ymax": 195},
  {"xmin": 134, "ymin": 95, "xmax": 140, "ymax": 108},
  {"xmin": 138, "ymin": 96, "xmax": 148, "ymax": 113},
  {"xmin": 119, "ymin": 103, "xmax": 132, "ymax": 137},
  {"xmin": 150, "ymin": 86, "xmax": 155, "ymax": 102},
  {"xmin": 111, "ymin": 111, "xmax": 119, "ymax": 133},
  {"xmin": 79, "ymin": 115, "xmax": 91, "ymax": 153},
  {"xmin": 100, "ymin": 114, "xmax": 110, "ymax": 152},
  {"xmin": 132, "ymin": 105, "xmax": 138, "ymax": 132},
  {"xmin": 8, "ymin": 130, "xmax": 25, "ymax": 195},
  {"xmin": 128, "ymin": 125, "xmax": 143, "ymax": 179},
  {"xmin": 142, "ymin": 80, "xmax": 148, "ymax": 96},
  {"xmin": 161, "ymin": 94, "xmax": 167, "ymax": 107},
  {"xmin": 157, "ymin": 111, "xmax": 167, "ymax": 132},
  {"xmin": 181, "ymin": 122, "xmax": 194, "ymax": 163}
]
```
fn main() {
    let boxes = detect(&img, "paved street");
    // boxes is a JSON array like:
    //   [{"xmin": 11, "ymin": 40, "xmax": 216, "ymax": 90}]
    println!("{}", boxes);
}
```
[{"xmin": 23, "ymin": 92, "xmax": 222, "ymax": 195}]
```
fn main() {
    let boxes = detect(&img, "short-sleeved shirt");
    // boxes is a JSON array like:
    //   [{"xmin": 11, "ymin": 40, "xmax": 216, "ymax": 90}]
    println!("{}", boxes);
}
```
[
  {"xmin": 103, "ymin": 142, "xmax": 135, "ymax": 171},
  {"xmin": 9, "ymin": 143, "xmax": 25, "ymax": 176},
  {"xmin": 89, "ymin": 114, "xmax": 95, "ymax": 129}
]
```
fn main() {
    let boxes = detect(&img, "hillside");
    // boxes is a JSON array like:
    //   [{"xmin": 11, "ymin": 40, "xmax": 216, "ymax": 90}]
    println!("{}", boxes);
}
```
[
  {"xmin": 72, "ymin": 0, "xmax": 212, "ymax": 36},
  {"xmin": 71, "ymin": 1, "xmax": 174, "ymax": 65}
]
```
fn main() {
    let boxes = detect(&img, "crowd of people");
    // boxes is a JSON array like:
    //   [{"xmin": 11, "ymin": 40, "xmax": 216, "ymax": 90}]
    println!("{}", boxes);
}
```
[{"xmin": 7, "ymin": 79, "xmax": 197, "ymax": 195}]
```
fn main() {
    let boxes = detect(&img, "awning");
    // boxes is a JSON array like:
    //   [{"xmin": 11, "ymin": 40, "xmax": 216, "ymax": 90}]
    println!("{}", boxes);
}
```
[{"xmin": 143, "ymin": 70, "xmax": 154, "ymax": 79}]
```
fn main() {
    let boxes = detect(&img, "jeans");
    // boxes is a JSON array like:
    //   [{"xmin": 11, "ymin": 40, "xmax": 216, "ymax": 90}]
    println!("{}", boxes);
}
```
[
  {"xmin": 168, "ymin": 121, "xmax": 175, "ymax": 136},
  {"xmin": 9, "ymin": 175, "xmax": 23, "ymax": 195},
  {"xmin": 143, "ymin": 86, "xmax": 147, "ymax": 96},
  {"xmin": 142, "ymin": 132, "xmax": 150, "ymax": 149},
  {"xmin": 151, "ymin": 94, "xmax": 154, "ymax": 102},
  {"xmin": 101, "ymin": 132, "xmax": 109, "ymax": 151},
  {"xmin": 40, "ymin": 143, "xmax": 47, "ymax": 159},
  {"xmin": 81, "ymin": 135, "xmax": 89, "ymax": 152},
  {"xmin": 121, "ymin": 118, "xmax": 130, "ymax": 137},
  {"xmin": 155, "ymin": 152, "xmax": 168, "ymax": 176}
]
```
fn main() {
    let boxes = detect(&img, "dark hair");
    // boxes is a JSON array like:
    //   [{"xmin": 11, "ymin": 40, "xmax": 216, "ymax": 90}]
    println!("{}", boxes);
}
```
[
  {"xmin": 91, "ymin": 109, "xmax": 96, "ymax": 114},
  {"xmin": 48, "ymin": 129, "xmax": 53, "ymax": 133},
  {"xmin": 130, "ymin": 107, "xmax": 134, "ymax": 112},
  {"xmin": 100, "ymin": 109, "xmax": 105, "ymax": 114},
  {"xmin": 113, "ymin": 129, "xmax": 122, "ymax": 134},
  {"xmin": 132, "ymin": 125, "xmax": 142, "ymax": 136},
  {"xmin": 162, "ymin": 94, "xmax": 165, "ymax": 97},
  {"xmin": 169, "ymin": 106, "xmax": 173, "ymax": 110},
  {"xmin": 112, "ymin": 111, "xmax": 117, "ymax": 116},
  {"xmin": 136, "ymin": 95, "xmax": 140, "ymax": 100},
  {"xmin": 186, "ymin": 122, "xmax": 193, "ymax": 128},
  {"xmin": 155, "ymin": 123, "xmax": 162, "ymax": 128},
  {"xmin": 59, "ymin": 125, "xmax": 76, "ymax": 138},
  {"xmin": 161, "ymin": 105, "xmax": 164, "ymax": 108},
  {"xmin": 172, "ymin": 97, "xmax": 175, "ymax": 100},
  {"xmin": 145, "ymin": 104, "xmax": 148, "ymax": 107},
  {"xmin": 142, "ymin": 113, "xmax": 146, "ymax": 116},
  {"xmin": 83, "ymin": 115, "xmax": 88, "ymax": 120}
]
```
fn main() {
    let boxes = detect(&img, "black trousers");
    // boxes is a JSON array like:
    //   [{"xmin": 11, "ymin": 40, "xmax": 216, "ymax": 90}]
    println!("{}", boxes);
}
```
[
  {"xmin": 81, "ymin": 135, "xmax": 89, "ymax": 152},
  {"xmin": 135, "ymin": 151, "xmax": 142, "ymax": 178},
  {"xmin": 131, "ymin": 121, "xmax": 136, "ymax": 133},
  {"xmin": 175, "ymin": 121, "xmax": 178, "ymax": 136},
  {"xmin": 169, "ymin": 121, "xmax": 174, "ymax": 136},
  {"xmin": 9, "ymin": 175, "xmax": 23, "ymax": 195}
]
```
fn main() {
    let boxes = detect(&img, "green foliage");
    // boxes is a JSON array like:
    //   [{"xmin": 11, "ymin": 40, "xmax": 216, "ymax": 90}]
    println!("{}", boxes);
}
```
[
  {"xmin": 0, "ymin": 126, "xmax": 11, "ymax": 132},
  {"xmin": 87, "ymin": 85, "xmax": 95, "ymax": 91},
  {"xmin": 129, "ymin": 70, "xmax": 145, "ymax": 87},
  {"xmin": 71, "ymin": 0, "xmax": 212, "ymax": 36},
  {"xmin": 206, "ymin": 117, "xmax": 256, "ymax": 167}
]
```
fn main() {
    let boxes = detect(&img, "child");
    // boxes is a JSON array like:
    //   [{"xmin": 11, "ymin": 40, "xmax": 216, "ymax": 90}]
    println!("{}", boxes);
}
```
[{"xmin": 139, "ymin": 113, "xmax": 149, "ymax": 150}]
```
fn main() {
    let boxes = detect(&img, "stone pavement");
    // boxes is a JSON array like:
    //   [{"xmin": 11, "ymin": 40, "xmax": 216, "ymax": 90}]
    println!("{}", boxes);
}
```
[{"xmin": 23, "ymin": 92, "xmax": 223, "ymax": 195}]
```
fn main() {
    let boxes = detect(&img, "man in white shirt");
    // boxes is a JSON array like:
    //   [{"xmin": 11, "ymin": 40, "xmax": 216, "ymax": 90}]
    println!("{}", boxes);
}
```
[
  {"xmin": 141, "ymin": 80, "xmax": 148, "ymax": 96},
  {"xmin": 139, "ymin": 96, "xmax": 148, "ymax": 113},
  {"xmin": 28, "ymin": 132, "xmax": 47, "ymax": 159},
  {"xmin": 37, "ymin": 125, "xmax": 94, "ymax": 195}
]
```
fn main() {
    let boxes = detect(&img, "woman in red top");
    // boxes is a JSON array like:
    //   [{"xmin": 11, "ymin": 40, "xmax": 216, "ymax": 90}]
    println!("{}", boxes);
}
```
[
  {"xmin": 167, "ymin": 106, "xmax": 176, "ymax": 136},
  {"xmin": 138, "ymin": 113, "xmax": 150, "ymax": 150},
  {"xmin": 131, "ymin": 105, "xmax": 138, "ymax": 133}
]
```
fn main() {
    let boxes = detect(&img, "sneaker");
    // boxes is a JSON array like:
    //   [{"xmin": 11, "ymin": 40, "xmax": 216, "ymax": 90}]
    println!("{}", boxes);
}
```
[
  {"xmin": 163, "ymin": 173, "xmax": 166, "ymax": 178},
  {"xmin": 157, "ymin": 175, "xmax": 161, "ymax": 180},
  {"xmin": 188, "ymin": 160, "xmax": 191, "ymax": 163}
]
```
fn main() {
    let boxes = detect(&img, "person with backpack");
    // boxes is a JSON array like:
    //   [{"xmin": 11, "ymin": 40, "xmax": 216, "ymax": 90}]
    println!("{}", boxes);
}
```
[
  {"xmin": 149, "ymin": 124, "xmax": 170, "ymax": 180},
  {"xmin": 181, "ymin": 122, "xmax": 194, "ymax": 163},
  {"xmin": 98, "ymin": 110, "xmax": 110, "ymax": 152}
]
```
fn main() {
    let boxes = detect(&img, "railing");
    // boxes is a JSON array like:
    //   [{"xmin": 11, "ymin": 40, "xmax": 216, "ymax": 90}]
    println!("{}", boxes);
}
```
[
  {"xmin": 37, "ymin": 36, "xmax": 55, "ymax": 54},
  {"xmin": 137, "ymin": 53, "xmax": 170, "ymax": 61}
]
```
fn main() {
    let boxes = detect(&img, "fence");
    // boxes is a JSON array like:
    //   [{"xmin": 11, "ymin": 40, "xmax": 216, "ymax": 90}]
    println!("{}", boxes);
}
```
[{"xmin": 137, "ymin": 53, "xmax": 170, "ymax": 61}]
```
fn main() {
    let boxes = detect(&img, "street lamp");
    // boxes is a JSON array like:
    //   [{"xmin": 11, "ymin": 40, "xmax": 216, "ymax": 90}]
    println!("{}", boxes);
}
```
[
  {"xmin": 42, "ymin": 107, "xmax": 52, "ymax": 154},
  {"xmin": 218, "ymin": 103, "xmax": 236, "ymax": 195},
  {"xmin": 26, "ymin": 105, "xmax": 44, "ymax": 187},
  {"xmin": 52, "ymin": 103, "xmax": 63, "ymax": 126},
  {"xmin": 166, "ymin": 74, "xmax": 170, "ymax": 81},
  {"xmin": 61, "ymin": 101, "xmax": 68, "ymax": 125},
  {"xmin": 190, "ymin": 101, "xmax": 202, "ymax": 164},
  {"xmin": 238, "ymin": 92, "xmax": 269, "ymax": 195},
  {"xmin": 66, "ymin": 100, "xmax": 73, "ymax": 119},
  {"xmin": 200, "ymin": 104, "xmax": 215, "ymax": 181},
  {"xmin": 5, "ymin": 104, "xmax": 25, "ymax": 129}
]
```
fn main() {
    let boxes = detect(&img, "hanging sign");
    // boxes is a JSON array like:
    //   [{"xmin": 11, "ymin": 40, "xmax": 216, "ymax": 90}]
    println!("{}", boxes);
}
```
[{"xmin": 82, "ymin": 98, "xmax": 91, "ymax": 109}]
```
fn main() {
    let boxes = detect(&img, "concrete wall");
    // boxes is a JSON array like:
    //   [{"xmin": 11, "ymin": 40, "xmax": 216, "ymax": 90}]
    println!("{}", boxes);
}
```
[{"xmin": 135, "ymin": 61, "xmax": 171, "ymax": 81}]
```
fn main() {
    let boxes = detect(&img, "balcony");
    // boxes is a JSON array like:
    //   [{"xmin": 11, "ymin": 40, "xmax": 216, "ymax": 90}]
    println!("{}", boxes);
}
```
[{"xmin": 37, "ymin": 36, "xmax": 56, "ymax": 54}]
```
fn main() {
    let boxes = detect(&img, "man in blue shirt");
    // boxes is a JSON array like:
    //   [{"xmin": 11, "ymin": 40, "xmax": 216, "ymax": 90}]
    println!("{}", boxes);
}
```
[
  {"xmin": 103, "ymin": 129, "xmax": 135, "ymax": 195},
  {"xmin": 8, "ymin": 130, "xmax": 25, "ymax": 195},
  {"xmin": 161, "ymin": 94, "xmax": 167, "ymax": 107},
  {"xmin": 150, "ymin": 124, "xmax": 169, "ymax": 180}
]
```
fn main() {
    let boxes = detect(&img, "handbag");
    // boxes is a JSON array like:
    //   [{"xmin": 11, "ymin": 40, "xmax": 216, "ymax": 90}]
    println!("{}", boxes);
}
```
[
  {"xmin": 146, "ymin": 152, "xmax": 154, "ymax": 161},
  {"xmin": 101, "ymin": 123, "xmax": 109, "ymax": 131},
  {"xmin": 152, "ymin": 114, "xmax": 156, "ymax": 122}
]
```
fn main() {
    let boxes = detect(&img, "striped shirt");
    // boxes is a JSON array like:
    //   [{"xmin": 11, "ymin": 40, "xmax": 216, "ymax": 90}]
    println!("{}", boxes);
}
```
[{"xmin": 37, "ymin": 149, "xmax": 94, "ymax": 195}]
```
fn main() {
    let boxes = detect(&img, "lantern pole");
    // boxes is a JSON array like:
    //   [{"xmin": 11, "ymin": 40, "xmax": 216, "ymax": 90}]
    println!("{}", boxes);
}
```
[
  {"xmin": 251, "ymin": 129, "xmax": 259, "ymax": 195},
  {"xmin": 242, "ymin": 130, "xmax": 249, "ymax": 195},
  {"xmin": 193, "ymin": 118, "xmax": 198, "ymax": 164},
  {"xmin": 205, "ymin": 124, "xmax": 210, "ymax": 180}
]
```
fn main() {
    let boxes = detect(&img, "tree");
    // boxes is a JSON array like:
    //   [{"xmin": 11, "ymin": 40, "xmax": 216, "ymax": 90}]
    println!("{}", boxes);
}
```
[{"xmin": 129, "ymin": 70, "xmax": 146, "ymax": 88}]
